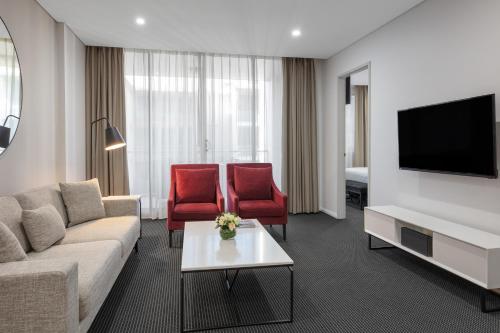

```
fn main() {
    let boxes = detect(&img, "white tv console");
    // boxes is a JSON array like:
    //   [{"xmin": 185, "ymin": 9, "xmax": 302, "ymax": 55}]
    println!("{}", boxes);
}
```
[{"xmin": 364, "ymin": 205, "xmax": 500, "ymax": 312}]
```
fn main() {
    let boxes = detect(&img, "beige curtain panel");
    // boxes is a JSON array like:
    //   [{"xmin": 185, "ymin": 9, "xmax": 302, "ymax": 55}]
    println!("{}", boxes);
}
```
[
  {"xmin": 353, "ymin": 85, "xmax": 368, "ymax": 167},
  {"xmin": 282, "ymin": 58, "xmax": 319, "ymax": 214},
  {"xmin": 85, "ymin": 46, "xmax": 129, "ymax": 196}
]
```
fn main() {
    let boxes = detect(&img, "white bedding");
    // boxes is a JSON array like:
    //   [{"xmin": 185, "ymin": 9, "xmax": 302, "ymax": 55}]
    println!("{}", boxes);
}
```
[{"xmin": 346, "ymin": 167, "xmax": 368, "ymax": 184}]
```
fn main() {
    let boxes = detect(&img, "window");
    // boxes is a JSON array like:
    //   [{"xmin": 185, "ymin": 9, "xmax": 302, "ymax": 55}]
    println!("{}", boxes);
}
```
[{"xmin": 125, "ymin": 50, "xmax": 282, "ymax": 218}]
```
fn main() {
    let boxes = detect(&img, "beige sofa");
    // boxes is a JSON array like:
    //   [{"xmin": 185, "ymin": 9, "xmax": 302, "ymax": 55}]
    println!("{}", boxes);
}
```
[{"xmin": 0, "ymin": 184, "xmax": 141, "ymax": 333}]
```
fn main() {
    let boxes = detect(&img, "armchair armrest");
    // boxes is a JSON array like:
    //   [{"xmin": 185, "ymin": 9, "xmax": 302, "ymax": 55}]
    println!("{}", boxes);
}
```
[
  {"xmin": 216, "ymin": 182, "xmax": 225, "ymax": 213},
  {"xmin": 102, "ymin": 195, "xmax": 141, "ymax": 217},
  {"xmin": 227, "ymin": 181, "xmax": 239, "ymax": 214},
  {"xmin": 272, "ymin": 181, "xmax": 288, "ymax": 212},
  {"xmin": 167, "ymin": 182, "xmax": 176, "ymax": 223},
  {"xmin": 0, "ymin": 260, "xmax": 79, "ymax": 333}
]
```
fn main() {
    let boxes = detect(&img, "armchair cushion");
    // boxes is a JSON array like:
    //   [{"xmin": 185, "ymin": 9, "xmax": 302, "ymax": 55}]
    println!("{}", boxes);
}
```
[
  {"xmin": 172, "ymin": 203, "xmax": 220, "ymax": 220},
  {"xmin": 234, "ymin": 166, "xmax": 272, "ymax": 200},
  {"xmin": 239, "ymin": 200, "xmax": 283, "ymax": 218},
  {"xmin": 176, "ymin": 169, "xmax": 216, "ymax": 203}
]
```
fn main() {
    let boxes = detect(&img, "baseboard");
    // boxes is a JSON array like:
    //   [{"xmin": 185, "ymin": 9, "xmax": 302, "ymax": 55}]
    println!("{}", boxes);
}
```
[{"xmin": 320, "ymin": 207, "xmax": 340, "ymax": 219}]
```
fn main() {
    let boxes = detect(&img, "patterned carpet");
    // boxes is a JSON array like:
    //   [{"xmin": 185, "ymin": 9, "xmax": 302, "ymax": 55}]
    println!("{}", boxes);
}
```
[{"xmin": 90, "ymin": 207, "xmax": 500, "ymax": 333}]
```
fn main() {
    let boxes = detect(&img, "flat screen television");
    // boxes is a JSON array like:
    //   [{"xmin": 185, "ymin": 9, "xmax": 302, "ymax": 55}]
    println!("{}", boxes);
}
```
[{"xmin": 398, "ymin": 94, "xmax": 497, "ymax": 178}]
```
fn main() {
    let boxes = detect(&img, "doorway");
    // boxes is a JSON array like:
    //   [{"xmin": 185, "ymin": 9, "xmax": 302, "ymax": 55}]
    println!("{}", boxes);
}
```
[{"xmin": 339, "ymin": 65, "xmax": 371, "ymax": 218}]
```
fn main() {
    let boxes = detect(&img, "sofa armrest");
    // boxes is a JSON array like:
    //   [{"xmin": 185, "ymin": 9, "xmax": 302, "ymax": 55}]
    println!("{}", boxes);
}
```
[
  {"xmin": 102, "ymin": 195, "xmax": 140, "ymax": 217},
  {"xmin": 0, "ymin": 260, "xmax": 79, "ymax": 333},
  {"xmin": 272, "ymin": 181, "xmax": 288, "ymax": 213},
  {"xmin": 227, "ymin": 181, "xmax": 239, "ymax": 214}
]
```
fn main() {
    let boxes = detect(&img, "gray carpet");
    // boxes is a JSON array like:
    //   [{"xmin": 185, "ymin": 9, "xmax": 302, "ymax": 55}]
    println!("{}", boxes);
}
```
[{"xmin": 89, "ymin": 207, "xmax": 500, "ymax": 333}]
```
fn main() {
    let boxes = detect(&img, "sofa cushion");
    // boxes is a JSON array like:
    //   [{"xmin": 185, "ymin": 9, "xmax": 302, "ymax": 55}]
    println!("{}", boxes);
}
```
[
  {"xmin": 234, "ymin": 166, "xmax": 272, "ymax": 200},
  {"xmin": 239, "ymin": 200, "xmax": 283, "ymax": 218},
  {"xmin": 57, "ymin": 216, "xmax": 140, "ymax": 257},
  {"xmin": 60, "ymin": 179, "xmax": 106, "ymax": 227},
  {"xmin": 172, "ymin": 203, "xmax": 220, "ymax": 221},
  {"xmin": 0, "ymin": 221, "xmax": 26, "ymax": 263},
  {"xmin": 22, "ymin": 205, "xmax": 66, "ymax": 252},
  {"xmin": 175, "ymin": 168, "xmax": 217, "ymax": 204},
  {"xmin": 27, "ymin": 240, "xmax": 122, "ymax": 321},
  {"xmin": 0, "ymin": 196, "xmax": 31, "ymax": 252},
  {"xmin": 15, "ymin": 184, "xmax": 69, "ymax": 226}
]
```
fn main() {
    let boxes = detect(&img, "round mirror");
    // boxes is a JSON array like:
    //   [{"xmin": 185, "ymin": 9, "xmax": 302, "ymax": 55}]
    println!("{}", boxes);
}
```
[{"xmin": 0, "ymin": 17, "xmax": 22, "ymax": 155}]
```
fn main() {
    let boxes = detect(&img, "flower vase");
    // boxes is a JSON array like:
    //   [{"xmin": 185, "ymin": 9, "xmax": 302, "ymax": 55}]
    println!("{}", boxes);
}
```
[{"xmin": 220, "ymin": 228, "xmax": 236, "ymax": 240}]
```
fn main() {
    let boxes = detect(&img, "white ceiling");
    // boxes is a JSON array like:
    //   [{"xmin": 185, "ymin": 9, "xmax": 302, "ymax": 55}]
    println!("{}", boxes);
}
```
[{"xmin": 37, "ymin": 0, "xmax": 424, "ymax": 59}]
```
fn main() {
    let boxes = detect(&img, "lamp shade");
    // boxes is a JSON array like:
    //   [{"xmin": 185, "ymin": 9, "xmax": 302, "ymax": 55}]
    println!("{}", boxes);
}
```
[
  {"xmin": 0, "ymin": 125, "xmax": 11, "ymax": 149},
  {"xmin": 105, "ymin": 126, "xmax": 126, "ymax": 151}
]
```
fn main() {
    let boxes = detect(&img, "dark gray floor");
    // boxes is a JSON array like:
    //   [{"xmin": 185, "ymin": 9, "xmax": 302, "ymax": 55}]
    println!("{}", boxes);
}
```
[{"xmin": 90, "ymin": 207, "xmax": 500, "ymax": 333}]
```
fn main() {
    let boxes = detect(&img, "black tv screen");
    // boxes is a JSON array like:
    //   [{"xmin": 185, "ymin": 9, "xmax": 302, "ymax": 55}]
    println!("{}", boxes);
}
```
[{"xmin": 398, "ymin": 94, "xmax": 497, "ymax": 178}]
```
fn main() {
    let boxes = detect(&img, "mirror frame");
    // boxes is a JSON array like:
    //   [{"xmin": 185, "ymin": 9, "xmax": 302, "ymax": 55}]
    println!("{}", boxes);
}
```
[{"xmin": 0, "ymin": 16, "xmax": 23, "ymax": 157}]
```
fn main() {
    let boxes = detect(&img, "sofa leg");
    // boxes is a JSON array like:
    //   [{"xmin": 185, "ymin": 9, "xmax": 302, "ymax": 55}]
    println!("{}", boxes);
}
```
[
  {"xmin": 169, "ymin": 230, "xmax": 173, "ymax": 248},
  {"xmin": 134, "ymin": 241, "xmax": 138, "ymax": 253},
  {"xmin": 283, "ymin": 225, "xmax": 287, "ymax": 241}
]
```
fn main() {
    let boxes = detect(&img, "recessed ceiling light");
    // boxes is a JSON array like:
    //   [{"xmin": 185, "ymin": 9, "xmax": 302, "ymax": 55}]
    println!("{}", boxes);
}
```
[
  {"xmin": 135, "ymin": 17, "xmax": 146, "ymax": 26},
  {"xmin": 291, "ymin": 29, "xmax": 301, "ymax": 37}
]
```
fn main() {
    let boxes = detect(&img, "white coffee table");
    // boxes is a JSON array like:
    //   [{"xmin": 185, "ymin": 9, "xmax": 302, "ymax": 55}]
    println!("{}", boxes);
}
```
[{"xmin": 180, "ymin": 219, "xmax": 294, "ymax": 332}]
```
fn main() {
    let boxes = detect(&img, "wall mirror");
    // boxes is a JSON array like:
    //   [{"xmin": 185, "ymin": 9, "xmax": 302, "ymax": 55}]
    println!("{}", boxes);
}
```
[{"xmin": 0, "ymin": 17, "xmax": 22, "ymax": 156}]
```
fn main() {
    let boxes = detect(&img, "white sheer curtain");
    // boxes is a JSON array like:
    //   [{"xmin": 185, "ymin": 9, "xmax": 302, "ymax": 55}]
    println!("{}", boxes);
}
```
[
  {"xmin": 125, "ymin": 50, "xmax": 282, "ymax": 219},
  {"xmin": 205, "ymin": 55, "xmax": 282, "ymax": 196},
  {"xmin": 0, "ymin": 38, "xmax": 21, "ymax": 154}
]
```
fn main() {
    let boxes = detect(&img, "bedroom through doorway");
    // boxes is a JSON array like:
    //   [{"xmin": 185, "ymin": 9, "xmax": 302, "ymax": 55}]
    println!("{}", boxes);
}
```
[{"xmin": 345, "ymin": 67, "xmax": 369, "ymax": 213}]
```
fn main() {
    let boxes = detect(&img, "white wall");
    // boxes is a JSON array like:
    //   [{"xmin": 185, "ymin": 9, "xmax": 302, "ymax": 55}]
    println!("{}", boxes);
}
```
[
  {"xmin": 320, "ymin": 0, "xmax": 500, "ymax": 235},
  {"xmin": 0, "ymin": 0, "xmax": 86, "ymax": 194},
  {"xmin": 62, "ymin": 24, "xmax": 86, "ymax": 182}
]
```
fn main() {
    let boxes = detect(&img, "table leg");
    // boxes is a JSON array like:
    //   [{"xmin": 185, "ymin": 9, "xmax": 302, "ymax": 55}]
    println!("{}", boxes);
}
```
[
  {"xmin": 139, "ymin": 198, "xmax": 142, "ymax": 239},
  {"xmin": 180, "ymin": 273, "xmax": 184, "ymax": 333},
  {"xmin": 481, "ymin": 288, "xmax": 500, "ymax": 313},
  {"xmin": 225, "ymin": 269, "xmax": 240, "ymax": 292},
  {"xmin": 289, "ymin": 266, "xmax": 294, "ymax": 322}
]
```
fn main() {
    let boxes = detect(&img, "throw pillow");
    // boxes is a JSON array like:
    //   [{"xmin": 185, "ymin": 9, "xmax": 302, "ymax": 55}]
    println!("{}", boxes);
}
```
[
  {"xmin": 0, "ymin": 221, "xmax": 27, "ymax": 262},
  {"xmin": 60, "ymin": 178, "xmax": 106, "ymax": 227},
  {"xmin": 22, "ymin": 205, "xmax": 66, "ymax": 252},
  {"xmin": 234, "ymin": 166, "xmax": 272, "ymax": 200},
  {"xmin": 175, "ymin": 168, "xmax": 217, "ymax": 203}
]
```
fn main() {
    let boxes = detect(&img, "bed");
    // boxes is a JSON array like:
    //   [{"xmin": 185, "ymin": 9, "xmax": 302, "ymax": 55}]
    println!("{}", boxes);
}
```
[
  {"xmin": 345, "ymin": 167, "xmax": 368, "ymax": 209},
  {"xmin": 346, "ymin": 167, "xmax": 368, "ymax": 183}
]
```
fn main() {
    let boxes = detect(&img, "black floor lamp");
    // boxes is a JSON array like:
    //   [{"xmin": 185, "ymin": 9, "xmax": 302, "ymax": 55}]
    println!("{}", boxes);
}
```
[
  {"xmin": 0, "ymin": 115, "xmax": 20, "ymax": 148},
  {"xmin": 91, "ymin": 117, "xmax": 126, "ymax": 195},
  {"xmin": 91, "ymin": 117, "xmax": 126, "ymax": 151}
]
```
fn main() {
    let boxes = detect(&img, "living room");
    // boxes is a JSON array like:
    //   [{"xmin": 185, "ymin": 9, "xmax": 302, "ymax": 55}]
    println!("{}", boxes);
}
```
[{"xmin": 1, "ymin": 0, "xmax": 500, "ymax": 332}]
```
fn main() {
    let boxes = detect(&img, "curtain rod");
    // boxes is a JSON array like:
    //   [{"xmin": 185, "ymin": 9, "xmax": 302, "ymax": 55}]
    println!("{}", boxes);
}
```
[{"xmin": 124, "ymin": 47, "xmax": 282, "ymax": 60}]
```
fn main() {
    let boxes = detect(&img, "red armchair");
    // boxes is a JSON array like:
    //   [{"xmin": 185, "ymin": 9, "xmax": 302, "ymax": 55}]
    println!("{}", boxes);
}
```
[
  {"xmin": 226, "ymin": 163, "xmax": 288, "ymax": 240},
  {"xmin": 167, "ymin": 164, "xmax": 224, "ymax": 247}
]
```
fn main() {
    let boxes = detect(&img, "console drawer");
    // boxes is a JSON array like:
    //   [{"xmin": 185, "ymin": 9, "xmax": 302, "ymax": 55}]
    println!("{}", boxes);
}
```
[
  {"xmin": 364, "ymin": 209, "xmax": 396, "ymax": 242},
  {"xmin": 433, "ymin": 233, "xmax": 487, "ymax": 285}
]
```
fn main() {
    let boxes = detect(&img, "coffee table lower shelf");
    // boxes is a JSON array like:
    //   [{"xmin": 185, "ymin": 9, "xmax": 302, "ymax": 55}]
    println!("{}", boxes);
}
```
[{"xmin": 180, "ymin": 264, "xmax": 294, "ymax": 333}]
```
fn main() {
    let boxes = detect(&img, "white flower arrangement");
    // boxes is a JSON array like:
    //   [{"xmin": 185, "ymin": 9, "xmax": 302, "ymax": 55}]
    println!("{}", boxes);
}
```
[{"xmin": 215, "ymin": 212, "xmax": 241, "ymax": 232}]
